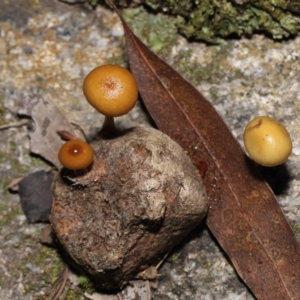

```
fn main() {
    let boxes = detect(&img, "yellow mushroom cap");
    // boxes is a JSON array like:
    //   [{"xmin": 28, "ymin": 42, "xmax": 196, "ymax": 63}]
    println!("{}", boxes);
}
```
[
  {"xmin": 82, "ymin": 65, "xmax": 138, "ymax": 117},
  {"xmin": 243, "ymin": 116, "xmax": 292, "ymax": 167}
]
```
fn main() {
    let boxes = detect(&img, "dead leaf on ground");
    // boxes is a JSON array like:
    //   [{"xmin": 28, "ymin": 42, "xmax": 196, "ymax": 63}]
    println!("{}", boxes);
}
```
[
  {"xmin": 19, "ymin": 170, "xmax": 54, "ymax": 223},
  {"xmin": 107, "ymin": 1, "xmax": 300, "ymax": 299},
  {"xmin": 18, "ymin": 94, "xmax": 76, "ymax": 169}
]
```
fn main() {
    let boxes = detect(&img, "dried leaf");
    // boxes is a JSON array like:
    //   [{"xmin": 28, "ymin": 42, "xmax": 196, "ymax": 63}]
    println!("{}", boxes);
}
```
[
  {"xmin": 18, "ymin": 94, "xmax": 76, "ymax": 169},
  {"xmin": 108, "ymin": 1, "xmax": 300, "ymax": 299},
  {"xmin": 19, "ymin": 170, "xmax": 54, "ymax": 223}
]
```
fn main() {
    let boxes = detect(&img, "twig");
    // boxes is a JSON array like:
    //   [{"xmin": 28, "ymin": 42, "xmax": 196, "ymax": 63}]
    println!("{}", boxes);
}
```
[
  {"xmin": 59, "ymin": 280, "xmax": 70, "ymax": 300},
  {"xmin": 48, "ymin": 265, "xmax": 69, "ymax": 300},
  {"xmin": 70, "ymin": 121, "xmax": 89, "ymax": 141},
  {"xmin": 0, "ymin": 119, "xmax": 31, "ymax": 130},
  {"xmin": 156, "ymin": 250, "xmax": 171, "ymax": 270}
]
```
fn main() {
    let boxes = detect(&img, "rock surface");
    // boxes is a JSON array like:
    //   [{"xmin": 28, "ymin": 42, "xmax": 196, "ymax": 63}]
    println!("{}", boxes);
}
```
[{"xmin": 51, "ymin": 127, "xmax": 207, "ymax": 290}]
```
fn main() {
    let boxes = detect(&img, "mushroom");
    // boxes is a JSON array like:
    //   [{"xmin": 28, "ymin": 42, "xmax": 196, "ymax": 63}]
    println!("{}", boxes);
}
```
[
  {"xmin": 82, "ymin": 64, "xmax": 138, "ymax": 135},
  {"xmin": 58, "ymin": 139, "xmax": 94, "ymax": 170},
  {"xmin": 243, "ymin": 116, "xmax": 292, "ymax": 166}
]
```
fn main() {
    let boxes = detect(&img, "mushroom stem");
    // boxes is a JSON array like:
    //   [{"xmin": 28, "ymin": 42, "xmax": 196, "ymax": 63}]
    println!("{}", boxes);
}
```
[{"xmin": 99, "ymin": 116, "xmax": 117, "ymax": 138}]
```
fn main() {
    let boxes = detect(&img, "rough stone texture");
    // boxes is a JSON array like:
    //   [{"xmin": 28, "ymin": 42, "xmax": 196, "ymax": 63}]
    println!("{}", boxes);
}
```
[
  {"xmin": 0, "ymin": 0, "xmax": 300, "ymax": 299},
  {"xmin": 112, "ymin": 0, "xmax": 300, "ymax": 43},
  {"xmin": 51, "ymin": 126, "xmax": 207, "ymax": 290}
]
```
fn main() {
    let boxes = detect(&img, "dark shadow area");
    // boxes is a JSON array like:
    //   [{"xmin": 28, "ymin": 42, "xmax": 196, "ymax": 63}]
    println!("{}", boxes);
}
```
[
  {"xmin": 243, "ymin": 154, "xmax": 292, "ymax": 195},
  {"xmin": 138, "ymin": 98, "xmax": 158, "ymax": 129},
  {"xmin": 257, "ymin": 163, "xmax": 291, "ymax": 195}
]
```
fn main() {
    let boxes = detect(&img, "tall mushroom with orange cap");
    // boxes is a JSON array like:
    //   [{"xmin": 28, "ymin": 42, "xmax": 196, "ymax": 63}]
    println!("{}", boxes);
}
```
[
  {"xmin": 83, "ymin": 64, "xmax": 139, "ymax": 135},
  {"xmin": 57, "ymin": 65, "xmax": 138, "ymax": 170}
]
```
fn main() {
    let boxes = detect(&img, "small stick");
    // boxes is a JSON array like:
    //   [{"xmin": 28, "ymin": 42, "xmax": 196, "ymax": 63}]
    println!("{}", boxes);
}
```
[
  {"xmin": 156, "ymin": 250, "xmax": 172, "ymax": 270},
  {"xmin": 0, "ymin": 119, "xmax": 31, "ymax": 130},
  {"xmin": 48, "ymin": 265, "xmax": 69, "ymax": 300}
]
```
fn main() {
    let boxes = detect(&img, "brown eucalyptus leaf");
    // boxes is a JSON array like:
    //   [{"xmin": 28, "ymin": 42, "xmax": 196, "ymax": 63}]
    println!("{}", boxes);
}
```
[
  {"xmin": 107, "ymin": 1, "xmax": 300, "ymax": 299},
  {"xmin": 18, "ymin": 94, "xmax": 76, "ymax": 169}
]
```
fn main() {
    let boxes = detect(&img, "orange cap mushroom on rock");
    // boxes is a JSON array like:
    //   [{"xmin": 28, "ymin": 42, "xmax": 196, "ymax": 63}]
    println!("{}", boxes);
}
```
[
  {"xmin": 83, "ymin": 64, "xmax": 138, "ymax": 117},
  {"xmin": 58, "ymin": 139, "xmax": 93, "ymax": 170}
]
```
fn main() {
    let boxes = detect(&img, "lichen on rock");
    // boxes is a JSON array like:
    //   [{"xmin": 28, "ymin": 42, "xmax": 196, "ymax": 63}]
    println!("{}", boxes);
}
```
[{"xmin": 109, "ymin": 0, "xmax": 300, "ymax": 43}]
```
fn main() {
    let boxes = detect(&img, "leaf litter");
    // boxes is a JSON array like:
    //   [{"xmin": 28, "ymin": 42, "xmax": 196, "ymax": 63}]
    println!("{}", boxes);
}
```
[
  {"xmin": 14, "ymin": 94, "xmax": 77, "ymax": 223},
  {"xmin": 17, "ymin": 94, "xmax": 76, "ymax": 170}
]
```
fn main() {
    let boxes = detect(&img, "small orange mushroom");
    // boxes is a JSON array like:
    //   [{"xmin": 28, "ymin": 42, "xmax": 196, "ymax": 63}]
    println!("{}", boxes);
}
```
[
  {"xmin": 83, "ymin": 64, "xmax": 138, "ymax": 117},
  {"xmin": 58, "ymin": 139, "xmax": 94, "ymax": 170}
]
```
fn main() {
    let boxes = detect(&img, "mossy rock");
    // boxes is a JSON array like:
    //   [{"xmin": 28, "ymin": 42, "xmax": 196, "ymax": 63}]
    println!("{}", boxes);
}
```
[{"xmin": 103, "ymin": 0, "xmax": 300, "ymax": 43}]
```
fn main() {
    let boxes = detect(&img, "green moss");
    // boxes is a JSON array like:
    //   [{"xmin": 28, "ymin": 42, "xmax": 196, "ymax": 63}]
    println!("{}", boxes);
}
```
[
  {"xmin": 27, "ymin": 0, "xmax": 44, "ymax": 13},
  {"xmin": 0, "ymin": 144, "xmax": 47, "ymax": 198},
  {"xmin": 106, "ymin": 54, "xmax": 127, "ymax": 67},
  {"xmin": 0, "ymin": 151, "xmax": 6, "ymax": 164},
  {"xmin": 0, "ymin": 177, "xmax": 12, "ymax": 199},
  {"xmin": 88, "ymin": 0, "xmax": 98, "ymax": 6},
  {"xmin": 171, "ymin": 42, "xmax": 245, "ymax": 85},
  {"xmin": 123, "ymin": 6, "xmax": 179, "ymax": 57},
  {"xmin": 0, "ymin": 151, "xmax": 22, "ymax": 177},
  {"xmin": 77, "ymin": 275, "xmax": 95, "ymax": 295},
  {"xmin": 292, "ymin": 223, "xmax": 300, "ymax": 244},
  {"xmin": 64, "ymin": 289, "xmax": 87, "ymax": 300},
  {"xmin": 30, "ymin": 0, "xmax": 41, "ymax": 7},
  {"xmin": 170, "ymin": 252, "xmax": 180, "ymax": 262},
  {"xmin": 172, "ymin": 48, "xmax": 224, "ymax": 85},
  {"xmin": 0, "ymin": 207, "xmax": 22, "ymax": 229},
  {"xmin": 0, "ymin": 94, "xmax": 7, "ymax": 126},
  {"xmin": 35, "ymin": 247, "xmax": 62, "ymax": 284},
  {"xmin": 204, "ymin": 272, "xmax": 215, "ymax": 284},
  {"xmin": 209, "ymin": 86, "xmax": 220, "ymax": 99},
  {"xmin": 10, "ymin": 158, "xmax": 29, "ymax": 174},
  {"xmin": 17, "ymin": 245, "xmax": 65, "ymax": 294},
  {"xmin": 0, "ymin": 275, "xmax": 4, "ymax": 287},
  {"xmin": 15, "ymin": 244, "xmax": 91, "ymax": 299},
  {"xmin": 9, "ymin": 141, "xmax": 18, "ymax": 152},
  {"xmin": 114, "ymin": 0, "xmax": 300, "ymax": 43},
  {"xmin": 0, "ymin": 155, "xmax": 26, "ymax": 197},
  {"xmin": 0, "ymin": 202, "xmax": 8, "ymax": 213}
]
